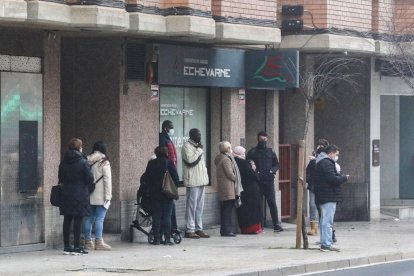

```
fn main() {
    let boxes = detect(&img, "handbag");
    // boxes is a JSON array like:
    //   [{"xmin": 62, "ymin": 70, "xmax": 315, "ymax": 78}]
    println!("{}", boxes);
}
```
[
  {"xmin": 50, "ymin": 184, "xmax": 62, "ymax": 207},
  {"xmin": 162, "ymin": 161, "xmax": 179, "ymax": 200}
]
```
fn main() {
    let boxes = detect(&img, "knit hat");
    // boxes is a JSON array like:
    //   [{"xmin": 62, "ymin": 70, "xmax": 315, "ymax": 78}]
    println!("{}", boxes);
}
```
[{"xmin": 233, "ymin": 146, "xmax": 246, "ymax": 159}]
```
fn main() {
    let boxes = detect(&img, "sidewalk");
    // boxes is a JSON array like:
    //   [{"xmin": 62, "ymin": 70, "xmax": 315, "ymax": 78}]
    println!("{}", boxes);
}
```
[{"xmin": 1, "ymin": 216, "xmax": 414, "ymax": 275}]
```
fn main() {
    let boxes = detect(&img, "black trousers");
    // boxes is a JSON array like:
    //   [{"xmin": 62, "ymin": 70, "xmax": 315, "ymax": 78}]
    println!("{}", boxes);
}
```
[
  {"xmin": 152, "ymin": 198, "xmax": 173, "ymax": 240},
  {"xmin": 260, "ymin": 181, "xmax": 280, "ymax": 227},
  {"xmin": 63, "ymin": 215, "xmax": 83, "ymax": 248},
  {"xmin": 220, "ymin": 200, "xmax": 235, "ymax": 235}
]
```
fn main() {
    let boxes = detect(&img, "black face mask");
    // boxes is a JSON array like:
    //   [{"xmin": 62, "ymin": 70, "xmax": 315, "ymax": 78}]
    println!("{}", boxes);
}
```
[
  {"xmin": 191, "ymin": 132, "xmax": 201, "ymax": 143},
  {"xmin": 258, "ymin": 140, "xmax": 267, "ymax": 148}
]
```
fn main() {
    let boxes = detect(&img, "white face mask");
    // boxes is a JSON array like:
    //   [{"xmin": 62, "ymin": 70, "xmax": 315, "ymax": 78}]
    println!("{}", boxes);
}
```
[
  {"xmin": 334, "ymin": 156, "xmax": 339, "ymax": 162},
  {"xmin": 167, "ymin": 128, "xmax": 174, "ymax": 137}
]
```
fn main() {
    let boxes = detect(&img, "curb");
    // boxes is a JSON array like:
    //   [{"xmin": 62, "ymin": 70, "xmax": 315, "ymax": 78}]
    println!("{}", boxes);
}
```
[{"xmin": 234, "ymin": 251, "xmax": 414, "ymax": 276}]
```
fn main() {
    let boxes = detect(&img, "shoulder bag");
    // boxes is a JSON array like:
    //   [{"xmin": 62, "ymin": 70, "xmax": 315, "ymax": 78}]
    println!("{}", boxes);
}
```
[
  {"xmin": 50, "ymin": 184, "xmax": 62, "ymax": 207},
  {"xmin": 162, "ymin": 161, "xmax": 179, "ymax": 200}
]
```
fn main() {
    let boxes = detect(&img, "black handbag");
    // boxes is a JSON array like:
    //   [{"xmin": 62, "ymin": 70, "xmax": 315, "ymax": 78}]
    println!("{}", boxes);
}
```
[{"xmin": 50, "ymin": 184, "xmax": 62, "ymax": 207}]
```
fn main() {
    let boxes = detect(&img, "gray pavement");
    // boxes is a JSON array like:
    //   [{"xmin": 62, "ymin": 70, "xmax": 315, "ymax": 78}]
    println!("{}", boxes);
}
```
[{"xmin": 1, "ymin": 216, "xmax": 414, "ymax": 275}]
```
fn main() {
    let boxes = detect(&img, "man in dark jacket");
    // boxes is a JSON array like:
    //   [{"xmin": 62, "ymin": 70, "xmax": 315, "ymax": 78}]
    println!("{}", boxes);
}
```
[
  {"xmin": 159, "ymin": 120, "xmax": 180, "ymax": 235},
  {"xmin": 314, "ymin": 145, "xmax": 349, "ymax": 252},
  {"xmin": 159, "ymin": 120, "xmax": 177, "ymax": 167},
  {"xmin": 246, "ymin": 131, "xmax": 283, "ymax": 232}
]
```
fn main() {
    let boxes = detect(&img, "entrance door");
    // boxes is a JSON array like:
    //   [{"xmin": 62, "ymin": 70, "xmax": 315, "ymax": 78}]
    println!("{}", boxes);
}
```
[
  {"xmin": 0, "ymin": 72, "xmax": 44, "ymax": 246},
  {"xmin": 399, "ymin": 96, "xmax": 414, "ymax": 199}
]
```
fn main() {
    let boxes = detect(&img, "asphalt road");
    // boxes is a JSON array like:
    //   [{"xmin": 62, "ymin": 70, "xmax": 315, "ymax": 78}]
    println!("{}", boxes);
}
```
[{"xmin": 306, "ymin": 259, "xmax": 414, "ymax": 276}]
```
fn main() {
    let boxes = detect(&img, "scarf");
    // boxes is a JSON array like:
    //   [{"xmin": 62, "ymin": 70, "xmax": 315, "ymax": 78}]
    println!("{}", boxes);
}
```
[{"xmin": 225, "ymin": 152, "xmax": 243, "ymax": 198}]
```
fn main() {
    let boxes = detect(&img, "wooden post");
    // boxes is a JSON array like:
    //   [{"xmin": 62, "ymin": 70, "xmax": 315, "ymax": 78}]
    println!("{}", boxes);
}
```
[{"xmin": 296, "ymin": 140, "xmax": 305, "ymax": 249}]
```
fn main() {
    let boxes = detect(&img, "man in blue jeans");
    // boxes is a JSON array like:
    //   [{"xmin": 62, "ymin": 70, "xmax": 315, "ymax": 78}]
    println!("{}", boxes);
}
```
[{"xmin": 314, "ymin": 145, "xmax": 349, "ymax": 252}]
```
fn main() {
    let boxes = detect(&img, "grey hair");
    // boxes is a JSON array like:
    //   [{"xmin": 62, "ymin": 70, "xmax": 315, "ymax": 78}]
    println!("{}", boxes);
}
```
[{"xmin": 218, "ymin": 141, "xmax": 232, "ymax": 153}]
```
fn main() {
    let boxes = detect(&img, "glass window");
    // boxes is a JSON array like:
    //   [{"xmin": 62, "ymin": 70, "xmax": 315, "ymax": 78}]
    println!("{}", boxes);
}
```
[
  {"xmin": 160, "ymin": 87, "xmax": 208, "ymax": 181},
  {"xmin": 0, "ymin": 72, "xmax": 44, "ymax": 246}
]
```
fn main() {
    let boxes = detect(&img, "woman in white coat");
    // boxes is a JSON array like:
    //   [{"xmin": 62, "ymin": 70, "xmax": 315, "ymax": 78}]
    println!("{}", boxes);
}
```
[{"xmin": 84, "ymin": 141, "xmax": 112, "ymax": 250}]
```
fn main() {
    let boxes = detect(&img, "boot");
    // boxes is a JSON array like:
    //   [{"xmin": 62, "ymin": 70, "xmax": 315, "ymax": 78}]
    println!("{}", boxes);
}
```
[
  {"xmin": 84, "ymin": 239, "xmax": 95, "ymax": 250},
  {"xmin": 307, "ymin": 221, "xmax": 318, "ymax": 236},
  {"xmin": 95, "ymin": 239, "xmax": 112, "ymax": 250}
]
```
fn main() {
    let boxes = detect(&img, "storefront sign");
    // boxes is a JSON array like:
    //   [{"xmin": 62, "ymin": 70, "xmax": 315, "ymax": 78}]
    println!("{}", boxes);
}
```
[
  {"xmin": 158, "ymin": 44, "xmax": 245, "ymax": 87},
  {"xmin": 245, "ymin": 50, "xmax": 299, "ymax": 89}
]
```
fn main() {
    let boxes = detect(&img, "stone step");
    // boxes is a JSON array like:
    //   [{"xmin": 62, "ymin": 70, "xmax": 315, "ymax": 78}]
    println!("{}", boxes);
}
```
[{"xmin": 381, "ymin": 206, "xmax": 414, "ymax": 219}]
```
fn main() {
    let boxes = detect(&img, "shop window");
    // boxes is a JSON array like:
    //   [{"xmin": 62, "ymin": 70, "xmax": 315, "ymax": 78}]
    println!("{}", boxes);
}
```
[{"xmin": 160, "ymin": 87, "xmax": 208, "ymax": 181}]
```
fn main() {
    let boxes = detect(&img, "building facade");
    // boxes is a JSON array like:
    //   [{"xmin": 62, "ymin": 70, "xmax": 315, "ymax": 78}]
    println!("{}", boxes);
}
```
[{"xmin": 0, "ymin": 0, "xmax": 412, "ymax": 252}]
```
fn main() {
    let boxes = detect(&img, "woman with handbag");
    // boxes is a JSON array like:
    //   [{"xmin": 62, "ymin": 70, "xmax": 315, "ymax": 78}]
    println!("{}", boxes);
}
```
[
  {"xmin": 58, "ymin": 138, "xmax": 94, "ymax": 255},
  {"xmin": 143, "ymin": 146, "xmax": 179, "ymax": 245},
  {"xmin": 84, "ymin": 141, "xmax": 113, "ymax": 251}
]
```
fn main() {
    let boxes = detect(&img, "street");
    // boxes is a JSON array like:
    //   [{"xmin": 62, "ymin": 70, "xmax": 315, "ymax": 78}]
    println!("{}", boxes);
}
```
[{"xmin": 306, "ymin": 259, "xmax": 414, "ymax": 276}]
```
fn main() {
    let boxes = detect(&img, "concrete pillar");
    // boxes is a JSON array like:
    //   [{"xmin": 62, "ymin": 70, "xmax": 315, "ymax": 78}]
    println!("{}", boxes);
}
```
[
  {"xmin": 221, "ymin": 88, "xmax": 246, "ymax": 147},
  {"xmin": 370, "ymin": 57, "xmax": 381, "ymax": 220},
  {"xmin": 43, "ymin": 32, "xmax": 62, "ymax": 247}
]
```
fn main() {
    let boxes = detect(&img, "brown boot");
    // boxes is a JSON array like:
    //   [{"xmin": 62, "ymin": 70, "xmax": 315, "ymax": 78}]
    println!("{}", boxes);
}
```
[
  {"xmin": 84, "ymin": 239, "xmax": 95, "ymax": 250},
  {"xmin": 307, "ymin": 221, "xmax": 318, "ymax": 236},
  {"xmin": 95, "ymin": 239, "xmax": 112, "ymax": 250}
]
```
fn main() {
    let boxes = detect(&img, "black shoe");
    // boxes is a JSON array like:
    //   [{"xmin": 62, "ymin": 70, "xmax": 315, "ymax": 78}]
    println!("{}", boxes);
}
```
[
  {"xmin": 164, "ymin": 240, "xmax": 175, "ymax": 246},
  {"xmin": 72, "ymin": 247, "xmax": 88, "ymax": 255},
  {"xmin": 274, "ymin": 225, "xmax": 284, "ymax": 232},
  {"xmin": 63, "ymin": 247, "xmax": 73, "ymax": 255},
  {"xmin": 152, "ymin": 239, "xmax": 161, "ymax": 245},
  {"xmin": 332, "ymin": 230, "xmax": 337, "ymax": 243},
  {"xmin": 221, "ymin": 232, "xmax": 237, "ymax": 237}
]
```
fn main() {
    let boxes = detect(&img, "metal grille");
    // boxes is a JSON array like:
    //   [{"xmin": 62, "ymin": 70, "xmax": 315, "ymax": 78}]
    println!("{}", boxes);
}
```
[
  {"xmin": 126, "ymin": 44, "xmax": 146, "ymax": 81},
  {"xmin": 279, "ymin": 144, "xmax": 292, "ymax": 219}
]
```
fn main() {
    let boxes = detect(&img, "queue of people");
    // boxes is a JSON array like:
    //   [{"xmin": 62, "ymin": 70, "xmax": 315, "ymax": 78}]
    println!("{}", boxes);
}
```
[{"xmin": 60, "ymin": 125, "xmax": 353, "ymax": 254}]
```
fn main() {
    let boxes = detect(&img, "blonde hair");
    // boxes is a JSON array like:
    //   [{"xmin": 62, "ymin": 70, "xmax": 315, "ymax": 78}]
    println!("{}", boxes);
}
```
[{"xmin": 218, "ymin": 141, "xmax": 231, "ymax": 153}]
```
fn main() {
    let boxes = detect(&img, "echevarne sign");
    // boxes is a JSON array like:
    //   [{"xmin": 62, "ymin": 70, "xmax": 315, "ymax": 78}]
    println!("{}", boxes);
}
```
[{"xmin": 157, "ymin": 44, "xmax": 299, "ymax": 89}]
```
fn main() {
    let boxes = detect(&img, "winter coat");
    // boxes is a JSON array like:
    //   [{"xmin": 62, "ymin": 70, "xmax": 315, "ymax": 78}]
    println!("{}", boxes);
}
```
[
  {"xmin": 143, "ymin": 156, "xmax": 179, "ymax": 201},
  {"xmin": 58, "ymin": 150, "xmax": 94, "ymax": 216},
  {"xmin": 313, "ymin": 152, "xmax": 348, "ymax": 205},
  {"xmin": 235, "ymin": 157, "xmax": 262, "ymax": 229},
  {"xmin": 306, "ymin": 158, "xmax": 316, "ymax": 192},
  {"xmin": 214, "ymin": 153, "xmax": 236, "ymax": 201},
  {"xmin": 181, "ymin": 140, "xmax": 209, "ymax": 187},
  {"xmin": 159, "ymin": 132, "xmax": 177, "ymax": 167},
  {"xmin": 246, "ymin": 144, "xmax": 279, "ymax": 184},
  {"xmin": 87, "ymin": 151, "xmax": 112, "ymax": 206}
]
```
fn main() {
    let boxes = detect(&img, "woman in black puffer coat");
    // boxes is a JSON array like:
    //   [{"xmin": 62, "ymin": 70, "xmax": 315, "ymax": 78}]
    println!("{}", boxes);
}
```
[{"xmin": 58, "ymin": 138, "xmax": 94, "ymax": 255}]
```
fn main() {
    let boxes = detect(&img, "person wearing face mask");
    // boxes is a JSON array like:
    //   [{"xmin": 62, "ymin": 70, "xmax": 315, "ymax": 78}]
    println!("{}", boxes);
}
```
[
  {"xmin": 246, "ymin": 131, "xmax": 283, "ymax": 232},
  {"xmin": 306, "ymin": 138, "xmax": 329, "ymax": 236},
  {"xmin": 314, "ymin": 145, "xmax": 349, "ymax": 252},
  {"xmin": 182, "ymin": 128, "xmax": 210, "ymax": 239},
  {"xmin": 159, "ymin": 120, "xmax": 180, "ymax": 236}
]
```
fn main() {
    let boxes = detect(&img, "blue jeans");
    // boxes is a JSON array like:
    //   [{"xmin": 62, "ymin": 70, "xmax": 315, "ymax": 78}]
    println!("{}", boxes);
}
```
[
  {"xmin": 308, "ymin": 190, "xmax": 319, "ymax": 221},
  {"xmin": 319, "ymin": 202, "xmax": 336, "ymax": 248},
  {"xmin": 84, "ymin": 205, "xmax": 108, "ymax": 241}
]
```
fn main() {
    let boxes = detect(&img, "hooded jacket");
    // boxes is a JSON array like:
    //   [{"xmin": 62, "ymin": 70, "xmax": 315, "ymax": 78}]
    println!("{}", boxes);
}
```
[
  {"xmin": 313, "ymin": 152, "xmax": 348, "ymax": 205},
  {"xmin": 58, "ymin": 150, "xmax": 94, "ymax": 216},
  {"xmin": 87, "ymin": 151, "xmax": 112, "ymax": 205},
  {"xmin": 181, "ymin": 139, "xmax": 209, "ymax": 187}
]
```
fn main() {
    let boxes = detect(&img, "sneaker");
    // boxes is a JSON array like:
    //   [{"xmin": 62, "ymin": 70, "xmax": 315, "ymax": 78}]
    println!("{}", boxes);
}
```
[
  {"xmin": 185, "ymin": 232, "xmax": 200, "ymax": 239},
  {"xmin": 320, "ymin": 245, "xmax": 340, "ymax": 252},
  {"xmin": 274, "ymin": 225, "xmax": 284, "ymax": 232},
  {"xmin": 72, "ymin": 247, "xmax": 88, "ymax": 255},
  {"xmin": 63, "ymin": 247, "xmax": 73, "ymax": 255},
  {"xmin": 195, "ymin": 231, "xmax": 210, "ymax": 238}
]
